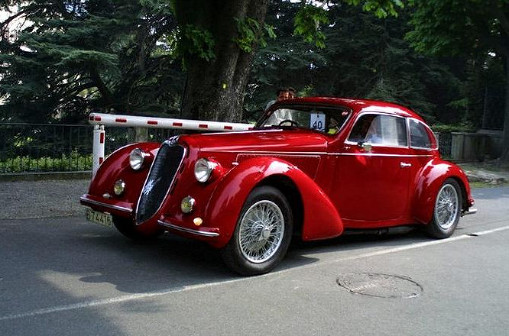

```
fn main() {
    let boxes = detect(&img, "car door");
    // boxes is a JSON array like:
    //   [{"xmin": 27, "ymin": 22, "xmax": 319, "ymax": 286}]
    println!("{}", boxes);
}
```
[
  {"xmin": 331, "ymin": 113, "xmax": 411, "ymax": 224},
  {"xmin": 404, "ymin": 117, "xmax": 439, "ymax": 207}
]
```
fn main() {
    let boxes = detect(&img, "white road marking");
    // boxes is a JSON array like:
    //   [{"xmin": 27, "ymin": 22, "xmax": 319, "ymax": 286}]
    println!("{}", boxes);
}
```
[
  {"xmin": 0, "ymin": 279, "xmax": 245, "ymax": 322},
  {"xmin": 2, "ymin": 224, "xmax": 509, "ymax": 322}
]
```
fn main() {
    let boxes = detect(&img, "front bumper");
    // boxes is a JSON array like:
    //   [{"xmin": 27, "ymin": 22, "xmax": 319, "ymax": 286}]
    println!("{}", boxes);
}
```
[
  {"xmin": 158, "ymin": 219, "xmax": 219, "ymax": 238},
  {"xmin": 82, "ymin": 194, "xmax": 225, "ymax": 246},
  {"xmin": 80, "ymin": 194, "xmax": 133, "ymax": 217}
]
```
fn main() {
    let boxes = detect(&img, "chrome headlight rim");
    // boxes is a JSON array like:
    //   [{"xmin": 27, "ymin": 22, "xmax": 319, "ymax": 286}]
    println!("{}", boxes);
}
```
[
  {"xmin": 194, "ymin": 158, "xmax": 217, "ymax": 183},
  {"xmin": 129, "ymin": 148, "xmax": 148, "ymax": 171}
]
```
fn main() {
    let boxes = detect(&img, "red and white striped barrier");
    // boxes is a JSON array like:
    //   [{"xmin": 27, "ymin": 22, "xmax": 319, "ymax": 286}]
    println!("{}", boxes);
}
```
[
  {"xmin": 88, "ymin": 113, "xmax": 253, "ymax": 175},
  {"xmin": 88, "ymin": 113, "xmax": 253, "ymax": 131}
]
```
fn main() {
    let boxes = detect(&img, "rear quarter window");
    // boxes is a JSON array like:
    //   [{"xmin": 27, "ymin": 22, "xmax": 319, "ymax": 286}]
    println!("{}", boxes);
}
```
[{"xmin": 409, "ymin": 119, "xmax": 433, "ymax": 149}]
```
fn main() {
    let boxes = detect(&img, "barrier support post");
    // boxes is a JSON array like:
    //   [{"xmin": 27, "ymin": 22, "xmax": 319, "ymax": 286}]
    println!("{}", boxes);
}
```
[{"xmin": 92, "ymin": 125, "xmax": 105, "ymax": 176}]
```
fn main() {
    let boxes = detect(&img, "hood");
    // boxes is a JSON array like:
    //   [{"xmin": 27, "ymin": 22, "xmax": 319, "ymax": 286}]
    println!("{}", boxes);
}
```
[{"xmin": 179, "ymin": 129, "xmax": 329, "ymax": 154}]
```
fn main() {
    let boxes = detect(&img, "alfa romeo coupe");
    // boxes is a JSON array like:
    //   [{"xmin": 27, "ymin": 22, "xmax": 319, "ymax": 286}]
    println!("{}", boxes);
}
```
[{"xmin": 81, "ymin": 98, "xmax": 476, "ymax": 275}]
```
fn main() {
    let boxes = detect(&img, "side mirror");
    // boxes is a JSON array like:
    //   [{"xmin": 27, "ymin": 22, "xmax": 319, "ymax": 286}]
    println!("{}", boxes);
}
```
[{"xmin": 357, "ymin": 141, "xmax": 372, "ymax": 152}]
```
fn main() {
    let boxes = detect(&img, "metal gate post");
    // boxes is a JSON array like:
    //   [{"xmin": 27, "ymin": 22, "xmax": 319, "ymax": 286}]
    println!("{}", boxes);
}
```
[{"xmin": 92, "ymin": 125, "xmax": 105, "ymax": 176}]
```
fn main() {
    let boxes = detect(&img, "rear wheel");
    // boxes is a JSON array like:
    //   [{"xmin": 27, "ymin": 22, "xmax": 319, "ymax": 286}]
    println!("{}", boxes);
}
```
[
  {"xmin": 426, "ymin": 178, "xmax": 462, "ymax": 239},
  {"xmin": 112, "ymin": 217, "xmax": 163, "ymax": 241},
  {"xmin": 221, "ymin": 186, "xmax": 293, "ymax": 276}
]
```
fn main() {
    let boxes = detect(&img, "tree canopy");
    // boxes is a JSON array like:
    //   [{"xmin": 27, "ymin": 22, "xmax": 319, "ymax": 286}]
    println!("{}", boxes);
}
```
[
  {"xmin": 406, "ymin": 0, "xmax": 509, "ymax": 158},
  {"xmin": 0, "ymin": 0, "xmax": 507, "ymax": 161},
  {"xmin": 0, "ymin": 0, "xmax": 183, "ymax": 122},
  {"xmin": 246, "ymin": 2, "xmax": 476, "ymax": 126}
]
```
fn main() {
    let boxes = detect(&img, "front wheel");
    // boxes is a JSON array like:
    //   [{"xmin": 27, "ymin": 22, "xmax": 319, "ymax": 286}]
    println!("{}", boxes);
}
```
[
  {"xmin": 221, "ymin": 186, "xmax": 293, "ymax": 276},
  {"xmin": 425, "ymin": 178, "xmax": 462, "ymax": 239}
]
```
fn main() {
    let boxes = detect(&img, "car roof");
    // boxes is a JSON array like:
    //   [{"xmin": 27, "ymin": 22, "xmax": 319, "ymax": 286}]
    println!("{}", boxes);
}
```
[{"xmin": 274, "ymin": 97, "xmax": 422, "ymax": 121}]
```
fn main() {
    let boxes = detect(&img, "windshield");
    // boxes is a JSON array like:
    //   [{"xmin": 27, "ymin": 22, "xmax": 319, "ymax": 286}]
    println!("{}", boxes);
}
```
[{"xmin": 256, "ymin": 105, "xmax": 351, "ymax": 135}]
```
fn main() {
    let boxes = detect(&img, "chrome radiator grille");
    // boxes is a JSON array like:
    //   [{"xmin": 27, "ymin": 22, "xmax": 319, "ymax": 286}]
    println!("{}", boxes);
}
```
[{"xmin": 136, "ymin": 140, "xmax": 184, "ymax": 224}]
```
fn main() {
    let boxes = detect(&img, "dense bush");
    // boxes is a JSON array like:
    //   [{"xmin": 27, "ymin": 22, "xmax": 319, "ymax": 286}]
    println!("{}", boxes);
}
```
[{"xmin": 0, "ymin": 152, "xmax": 92, "ymax": 173}]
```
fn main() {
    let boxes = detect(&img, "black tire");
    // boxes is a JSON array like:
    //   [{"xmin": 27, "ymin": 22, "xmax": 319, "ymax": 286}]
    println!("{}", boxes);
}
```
[
  {"xmin": 112, "ymin": 216, "xmax": 163, "ymax": 241},
  {"xmin": 221, "ymin": 186, "xmax": 293, "ymax": 276},
  {"xmin": 425, "ymin": 178, "xmax": 462, "ymax": 239}
]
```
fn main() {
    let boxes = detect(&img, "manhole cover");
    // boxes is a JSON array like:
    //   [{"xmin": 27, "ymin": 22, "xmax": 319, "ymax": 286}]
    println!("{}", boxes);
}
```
[{"xmin": 337, "ymin": 273, "xmax": 423, "ymax": 298}]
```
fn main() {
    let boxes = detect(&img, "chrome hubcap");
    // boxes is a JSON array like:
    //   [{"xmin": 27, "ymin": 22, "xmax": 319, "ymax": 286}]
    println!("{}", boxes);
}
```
[
  {"xmin": 435, "ymin": 184, "xmax": 459, "ymax": 230},
  {"xmin": 239, "ymin": 200, "xmax": 284, "ymax": 264}
]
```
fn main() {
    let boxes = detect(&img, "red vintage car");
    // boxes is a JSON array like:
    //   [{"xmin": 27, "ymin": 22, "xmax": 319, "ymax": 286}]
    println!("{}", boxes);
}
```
[{"xmin": 81, "ymin": 97, "xmax": 476, "ymax": 275}]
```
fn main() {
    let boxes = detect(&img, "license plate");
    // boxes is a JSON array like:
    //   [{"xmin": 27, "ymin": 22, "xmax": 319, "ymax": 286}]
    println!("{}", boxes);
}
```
[{"xmin": 86, "ymin": 208, "xmax": 113, "ymax": 228}]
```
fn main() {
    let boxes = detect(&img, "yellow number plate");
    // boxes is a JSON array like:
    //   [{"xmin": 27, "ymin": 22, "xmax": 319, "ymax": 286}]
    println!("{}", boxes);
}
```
[{"xmin": 86, "ymin": 208, "xmax": 113, "ymax": 228}]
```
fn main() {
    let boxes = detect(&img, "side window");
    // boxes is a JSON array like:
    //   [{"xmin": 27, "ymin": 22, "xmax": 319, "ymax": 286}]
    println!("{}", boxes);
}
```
[
  {"xmin": 409, "ymin": 119, "xmax": 432, "ymax": 149},
  {"xmin": 347, "ymin": 114, "xmax": 407, "ymax": 146}
]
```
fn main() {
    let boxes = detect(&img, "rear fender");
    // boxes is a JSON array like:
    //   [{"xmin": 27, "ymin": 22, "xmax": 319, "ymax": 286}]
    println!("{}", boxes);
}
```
[
  {"xmin": 204, "ymin": 157, "xmax": 343, "ymax": 247},
  {"xmin": 412, "ymin": 159, "xmax": 471, "ymax": 224}
]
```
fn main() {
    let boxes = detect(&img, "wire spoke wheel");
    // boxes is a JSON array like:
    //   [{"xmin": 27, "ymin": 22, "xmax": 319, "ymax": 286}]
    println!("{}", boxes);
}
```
[
  {"xmin": 434, "ymin": 184, "xmax": 459, "ymax": 230},
  {"xmin": 221, "ymin": 186, "xmax": 293, "ymax": 276},
  {"xmin": 238, "ymin": 200, "xmax": 285, "ymax": 263},
  {"xmin": 426, "ymin": 178, "xmax": 462, "ymax": 239}
]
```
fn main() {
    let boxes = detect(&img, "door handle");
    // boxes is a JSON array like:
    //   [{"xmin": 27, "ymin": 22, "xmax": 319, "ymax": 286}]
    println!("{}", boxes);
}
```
[{"xmin": 400, "ymin": 162, "xmax": 412, "ymax": 168}]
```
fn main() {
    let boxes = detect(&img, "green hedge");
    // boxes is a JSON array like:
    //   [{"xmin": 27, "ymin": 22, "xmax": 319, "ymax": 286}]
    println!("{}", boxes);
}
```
[{"xmin": 0, "ymin": 152, "xmax": 92, "ymax": 173}]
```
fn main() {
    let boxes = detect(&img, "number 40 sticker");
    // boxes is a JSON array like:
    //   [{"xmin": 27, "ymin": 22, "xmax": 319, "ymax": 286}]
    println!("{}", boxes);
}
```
[{"xmin": 310, "ymin": 112, "xmax": 326, "ymax": 131}]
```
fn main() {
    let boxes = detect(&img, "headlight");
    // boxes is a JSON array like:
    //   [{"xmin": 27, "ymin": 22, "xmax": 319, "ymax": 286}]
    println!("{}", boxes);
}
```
[
  {"xmin": 194, "ymin": 158, "xmax": 218, "ymax": 183},
  {"xmin": 129, "ymin": 148, "xmax": 148, "ymax": 170}
]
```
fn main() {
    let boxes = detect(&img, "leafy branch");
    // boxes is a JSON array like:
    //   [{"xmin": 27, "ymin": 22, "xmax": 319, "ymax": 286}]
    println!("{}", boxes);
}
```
[
  {"xmin": 234, "ymin": 17, "xmax": 276, "ymax": 53},
  {"xmin": 179, "ymin": 24, "xmax": 215, "ymax": 61},
  {"xmin": 345, "ymin": 0, "xmax": 404, "ymax": 18},
  {"xmin": 293, "ymin": 5, "xmax": 329, "ymax": 49}
]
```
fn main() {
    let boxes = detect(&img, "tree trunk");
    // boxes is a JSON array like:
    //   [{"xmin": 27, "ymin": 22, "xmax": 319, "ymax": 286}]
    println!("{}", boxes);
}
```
[{"xmin": 175, "ymin": 0, "xmax": 269, "ymax": 122}]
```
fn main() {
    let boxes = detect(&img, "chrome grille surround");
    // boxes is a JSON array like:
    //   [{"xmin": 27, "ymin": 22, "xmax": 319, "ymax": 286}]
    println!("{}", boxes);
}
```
[{"xmin": 136, "ymin": 137, "xmax": 185, "ymax": 224}]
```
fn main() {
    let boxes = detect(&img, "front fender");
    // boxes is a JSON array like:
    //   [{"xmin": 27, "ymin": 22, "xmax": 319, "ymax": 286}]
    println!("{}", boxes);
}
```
[
  {"xmin": 412, "ymin": 159, "xmax": 471, "ymax": 224},
  {"xmin": 204, "ymin": 157, "xmax": 343, "ymax": 247},
  {"xmin": 90, "ymin": 143, "xmax": 159, "ymax": 190},
  {"xmin": 82, "ymin": 142, "xmax": 160, "ymax": 220}
]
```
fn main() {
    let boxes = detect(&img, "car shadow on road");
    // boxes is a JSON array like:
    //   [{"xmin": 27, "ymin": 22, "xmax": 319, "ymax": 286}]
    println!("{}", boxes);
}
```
[
  {"xmin": 286, "ymin": 226, "xmax": 432, "ymax": 259},
  {"xmin": 78, "ymin": 227, "xmax": 320, "ymax": 286},
  {"xmin": 76, "ymin": 222, "xmax": 433, "ymax": 291}
]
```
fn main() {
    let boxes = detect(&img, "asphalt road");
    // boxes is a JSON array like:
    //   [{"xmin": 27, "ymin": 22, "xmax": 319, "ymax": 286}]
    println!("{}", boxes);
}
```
[{"xmin": 1, "ymin": 185, "xmax": 508, "ymax": 336}]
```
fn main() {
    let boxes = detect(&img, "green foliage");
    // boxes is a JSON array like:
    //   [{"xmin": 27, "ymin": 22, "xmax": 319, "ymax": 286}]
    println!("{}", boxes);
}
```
[
  {"xmin": 405, "ymin": 0, "xmax": 509, "ymax": 59},
  {"xmin": 234, "ymin": 17, "xmax": 276, "ymax": 53},
  {"xmin": 293, "ymin": 5, "xmax": 329, "ymax": 49},
  {"xmin": 245, "ymin": 1, "xmax": 327, "ymax": 109},
  {"xmin": 1, "ymin": 0, "xmax": 499, "ymax": 136},
  {"xmin": 0, "ymin": 0, "xmax": 184, "ymax": 123},
  {"xmin": 431, "ymin": 122, "xmax": 476, "ymax": 133},
  {"xmin": 247, "ymin": 2, "xmax": 468, "ymax": 126},
  {"xmin": 406, "ymin": 0, "xmax": 508, "ymax": 133},
  {"xmin": 56, "ymin": 50, "xmax": 119, "ymax": 69},
  {"xmin": 293, "ymin": 1, "xmax": 405, "ymax": 49},
  {"xmin": 180, "ymin": 24, "xmax": 215, "ymax": 61},
  {"xmin": 344, "ymin": 0, "xmax": 405, "ymax": 17},
  {"xmin": 0, "ymin": 152, "xmax": 92, "ymax": 173},
  {"xmin": 406, "ymin": 0, "xmax": 480, "ymax": 55}
]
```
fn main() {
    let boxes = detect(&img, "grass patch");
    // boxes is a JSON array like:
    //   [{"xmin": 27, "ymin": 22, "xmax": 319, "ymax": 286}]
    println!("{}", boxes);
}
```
[
  {"xmin": 469, "ymin": 181, "xmax": 508, "ymax": 189},
  {"xmin": 459, "ymin": 162, "xmax": 509, "ymax": 188}
]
